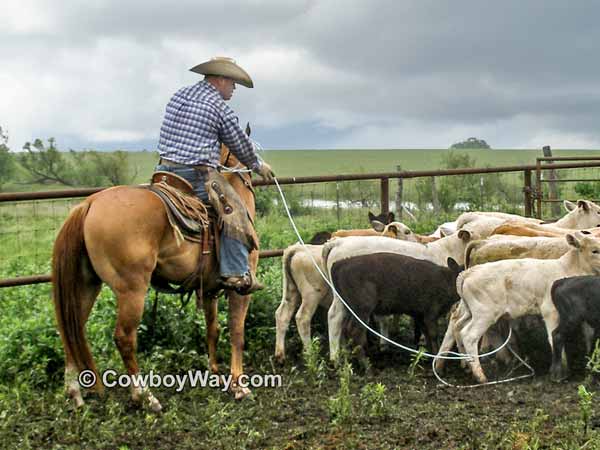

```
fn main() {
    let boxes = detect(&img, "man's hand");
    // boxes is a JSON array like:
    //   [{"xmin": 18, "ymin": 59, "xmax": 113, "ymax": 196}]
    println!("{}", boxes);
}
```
[{"xmin": 257, "ymin": 161, "xmax": 275, "ymax": 182}]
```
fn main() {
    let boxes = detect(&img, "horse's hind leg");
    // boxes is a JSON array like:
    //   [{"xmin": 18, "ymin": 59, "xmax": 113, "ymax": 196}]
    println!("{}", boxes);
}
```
[
  {"xmin": 202, "ymin": 294, "xmax": 220, "ymax": 375},
  {"xmin": 114, "ymin": 288, "xmax": 162, "ymax": 412}
]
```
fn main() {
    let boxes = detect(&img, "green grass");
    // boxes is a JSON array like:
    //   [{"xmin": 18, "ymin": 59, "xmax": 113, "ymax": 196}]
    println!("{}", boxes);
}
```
[
  {"xmin": 5, "ymin": 148, "xmax": 600, "ymax": 191},
  {"xmin": 93, "ymin": 148, "xmax": 600, "ymax": 181}
]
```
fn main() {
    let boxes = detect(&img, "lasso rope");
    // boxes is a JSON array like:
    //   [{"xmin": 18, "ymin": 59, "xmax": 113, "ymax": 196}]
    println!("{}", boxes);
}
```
[{"xmin": 272, "ymin": 177, "xmax": 535, "ymax": 386}]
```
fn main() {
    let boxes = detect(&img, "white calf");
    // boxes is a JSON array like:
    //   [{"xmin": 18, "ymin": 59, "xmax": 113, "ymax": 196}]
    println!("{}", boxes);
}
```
[{"xmin": 436, "ymin": 233, "xmax": 600, "ymax": 383}]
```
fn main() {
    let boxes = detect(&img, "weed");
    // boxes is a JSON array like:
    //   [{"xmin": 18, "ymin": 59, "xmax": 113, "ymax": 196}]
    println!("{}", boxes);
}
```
[
  {"xmin": 578, "ymin": 384, "xmax": 594, "ymax": 438},
  {"xmin": 587, "ymin": 339, "xmax": 600, "ymax": 377},
  {"xmin": 407, "ymin": 346, "xmax": 426, "ymax": 380},
  {"xmin": 328, "ymin": 354, "xmax": 353, "ymax": 426},
  {"xmin": 359, "ymin": 382, "xmax": 388, "ymax": 417},
  {"xmin": 303, "ymin": 337, "xmax": 326, "ymax": 387}
]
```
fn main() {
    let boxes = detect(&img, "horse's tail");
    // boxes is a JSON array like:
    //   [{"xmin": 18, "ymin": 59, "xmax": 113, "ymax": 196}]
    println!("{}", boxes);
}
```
[{"xmin": 52, "ymin": 201, "xmax": 100, "ymax": 388}]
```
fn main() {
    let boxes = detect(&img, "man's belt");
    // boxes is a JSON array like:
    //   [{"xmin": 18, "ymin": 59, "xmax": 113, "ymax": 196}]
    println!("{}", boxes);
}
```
[{"xmin": 159, "ymin": 158, "xmax": 213, "ymax": 174}]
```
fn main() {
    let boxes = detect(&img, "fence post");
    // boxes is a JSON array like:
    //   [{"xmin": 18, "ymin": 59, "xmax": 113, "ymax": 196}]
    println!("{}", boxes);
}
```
[
  {"xmin": 536, "ymin": 158, "xmax": 543, "ymax": 219},
  {"xmin": 380, "ymin": 177, "xmax": 389, "ymax": 215},
  {"xmin": 395, "ymin": 165, "xmax": 403, "ymax": 220},
  {"xmin": 335, "ymin": 182, "xmax": 340, "ymax": 227},
  {"xmin": 431, "ymin": 176, "xmax": 440, "ymax": 214},
  {"xmin": 543, "ymin": 146, "xmax": 561, "ymax": 217},
  {"xmin": 523, "ymin": 169, "xmax": 532, "ymax": 217}
]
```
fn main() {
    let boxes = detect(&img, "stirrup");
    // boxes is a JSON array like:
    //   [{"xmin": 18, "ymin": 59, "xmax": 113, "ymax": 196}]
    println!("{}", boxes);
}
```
[{"xmin": 221, "ymin": 272, "xmax": 264, "ymax": 295}]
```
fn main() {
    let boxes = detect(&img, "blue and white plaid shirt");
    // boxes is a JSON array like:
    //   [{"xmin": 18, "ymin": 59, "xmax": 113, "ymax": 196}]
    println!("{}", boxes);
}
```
[{"xmin": 158, "ymin": 80, "xmax": 262, "ymax": 172}]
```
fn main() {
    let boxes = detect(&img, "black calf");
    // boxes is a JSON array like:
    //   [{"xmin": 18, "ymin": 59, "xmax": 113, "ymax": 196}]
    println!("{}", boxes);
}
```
[
  {"xmin": 550, "ymin": 275, "xmax": 600, "ymax": 381},
  {"xmin": 331, "ymin": 253, "xmax": 463, "ymax": 356}
]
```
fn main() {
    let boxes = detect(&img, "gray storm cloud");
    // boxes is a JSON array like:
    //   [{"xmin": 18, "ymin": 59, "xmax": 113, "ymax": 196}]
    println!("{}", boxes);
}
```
[{"xmin": 2, "ymin": 0, "xmax": 600, "ymax": 150}]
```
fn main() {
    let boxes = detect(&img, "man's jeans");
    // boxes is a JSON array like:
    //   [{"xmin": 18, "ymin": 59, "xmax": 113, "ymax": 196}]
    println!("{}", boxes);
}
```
[{"xmin": 154, "ymin": 164, "xmax": 249, "ymax": 277}]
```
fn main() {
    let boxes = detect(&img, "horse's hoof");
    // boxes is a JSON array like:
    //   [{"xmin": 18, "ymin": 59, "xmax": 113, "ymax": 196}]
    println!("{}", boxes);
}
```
[
  {"xmin": 133, "ymin": 389, "xmax": 162, "ymax": 413},
  {"xmin": 233, "ymin": 385, "xmax": 252, "ymax": 400},
  {"xmin": 274, "ymin": 354, "xmax": 285, "ymax": 366},
  {"xmin": 147, "ymin": 396, "xmax": 162, "ymax": 413}
]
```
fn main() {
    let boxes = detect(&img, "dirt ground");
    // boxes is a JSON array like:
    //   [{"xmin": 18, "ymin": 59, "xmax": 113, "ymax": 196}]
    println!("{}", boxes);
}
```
[
  {"xmin": 2, "ymin": 313, "xmax": 598, "ymax": 449},
  {"xmin": 3, "ymin": 343, "xmax": 599, "ymax": 450}
]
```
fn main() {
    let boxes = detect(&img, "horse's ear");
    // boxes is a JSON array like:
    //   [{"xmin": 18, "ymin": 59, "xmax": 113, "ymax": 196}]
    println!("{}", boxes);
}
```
[{"xmin": 245, "ymin": 122, "xmax": 251, "ymax": 137}]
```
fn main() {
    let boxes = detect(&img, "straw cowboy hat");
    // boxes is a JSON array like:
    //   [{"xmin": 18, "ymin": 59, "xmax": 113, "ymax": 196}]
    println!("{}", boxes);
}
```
[{"xmin": 190, "ymin": 57, "xmax": 254, "ymax": 88}]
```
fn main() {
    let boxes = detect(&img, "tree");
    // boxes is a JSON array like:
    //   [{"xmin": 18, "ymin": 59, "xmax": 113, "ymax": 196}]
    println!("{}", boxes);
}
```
[
  {"xmin": 0, "ymin": 127, "xmax": 16, "ymax": 190},
  {"xmin": 450, "ymin": 137, "xmax": 491, "ymax": 149},
  {"xmin": 19, "ymin": 137, "xmax": 137, "ymax": 187},
  {"xmin": 19, "ymin": 138, "xmax": 76, "ymax": 185},
  {"xmin": 415, "ymin": 151, "xmax": 513, "ymax": 213}
]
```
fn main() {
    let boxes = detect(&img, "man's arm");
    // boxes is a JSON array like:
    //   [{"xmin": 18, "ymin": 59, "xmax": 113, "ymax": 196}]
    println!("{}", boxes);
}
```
[{"xmin": 218, "ymin": 109, "xmax": 262, "ymax": 172}]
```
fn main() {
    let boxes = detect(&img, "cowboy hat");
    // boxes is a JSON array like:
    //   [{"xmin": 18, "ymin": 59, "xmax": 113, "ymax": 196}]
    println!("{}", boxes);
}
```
[{"xmin": 190, "ymin": 57, "xmax": 254, "ymax": 88}]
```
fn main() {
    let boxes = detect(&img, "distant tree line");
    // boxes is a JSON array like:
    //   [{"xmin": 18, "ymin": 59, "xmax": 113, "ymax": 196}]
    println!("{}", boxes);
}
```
[
  {"xmin": 0, "ymin": 126, "xmax": 138, "ymax": 191},
  {"xmin": 450, "ymin": 137, "xmax": 491, "ymax": 149}
]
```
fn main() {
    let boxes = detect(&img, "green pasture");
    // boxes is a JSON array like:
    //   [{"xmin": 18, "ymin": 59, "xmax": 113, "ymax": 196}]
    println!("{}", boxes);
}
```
[{"xmin": 92, "ymin": 148, "xmax": 600, "ymax": 182}]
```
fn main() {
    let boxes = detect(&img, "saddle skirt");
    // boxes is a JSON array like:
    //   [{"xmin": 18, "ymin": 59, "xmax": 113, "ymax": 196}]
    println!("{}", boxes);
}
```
[{"xmin": 148, "ymin": 171, "xmax": 211, "ymax": 244}]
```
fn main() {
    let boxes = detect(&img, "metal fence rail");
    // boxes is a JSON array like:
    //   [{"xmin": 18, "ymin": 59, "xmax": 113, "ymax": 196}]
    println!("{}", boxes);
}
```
[{"xmin": 4, "ymin": 160, "xmax": 600, "ymax": 288}]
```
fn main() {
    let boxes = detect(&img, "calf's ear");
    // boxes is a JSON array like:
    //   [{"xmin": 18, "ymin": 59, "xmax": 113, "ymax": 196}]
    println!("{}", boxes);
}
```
[
  {"xmin": 458, "ymin": 229, "xmax": 472, "ymax": 242},
  {"xmin": 387, "ymin": 224, "xmax": 399, "ymax": 236},
  {"xmin": 564, "ymin": 200, "xmax": 576, "ymax": 212},
  {"xmin": 371, "ymin": 220, "xmax": 385, "ymax": 232},
  {"xmin": 368, "ymin": 211, "xmax": 376, "ymax": 222},
  {"xmin": 386, "ymin": 211, "xmax": 395, "ymax": 224},
  {"xmin": 447, "ymin": 257, "xmax": 461, "ymax": 273},
  {"xmin": 577, "ymin": 199, "xmax": 590, "ymax": 211},
  {"xmin": 566, "ymin": 233, "xmax": 581, "ymax": 248}
]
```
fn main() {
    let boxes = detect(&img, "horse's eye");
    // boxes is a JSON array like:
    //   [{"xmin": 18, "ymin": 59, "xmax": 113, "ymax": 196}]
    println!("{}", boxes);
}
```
[
  {"xmin": 593, "ymin": 250, "xmax": 600, "ymax": 254},
  {"xmin": 404, "ymin": 230, "xmax": 410, "ymax": 235}
]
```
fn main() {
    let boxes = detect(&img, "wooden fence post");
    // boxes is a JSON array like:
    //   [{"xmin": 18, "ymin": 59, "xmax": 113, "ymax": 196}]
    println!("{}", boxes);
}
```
[
  {"xmin": 524, "ymin": 169, "xmax": 533, "ymax": 217},
  {"xmin": 543, "ymin": 146, "xmax": 561, "ymax": 217},
  {"xmin": 335, "ymin": 182, "xmax": 340, "ymax": 227},
  {"xmin": 431, "ymin": 176, "xmax": 440, "ymax": 214},
  {"xmin": 380, "ymin": 178, "xmax": 389, "ymax": 215},
  {"xmin": 395, "ymin": 165, "xmax": 403, "ymax": 220}
]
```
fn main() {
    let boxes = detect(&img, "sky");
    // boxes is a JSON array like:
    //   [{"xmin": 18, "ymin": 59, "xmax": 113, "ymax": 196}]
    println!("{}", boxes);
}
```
[{"xmin": 2, "ymin": 0, "xmax": 600, "ymax": 151}]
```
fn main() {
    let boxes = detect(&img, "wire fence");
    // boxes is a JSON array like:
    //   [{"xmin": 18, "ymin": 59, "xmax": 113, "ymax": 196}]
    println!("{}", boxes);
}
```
[{"xmin": 3, "ymin": 160, "xmax": 600, "ymax": 286}]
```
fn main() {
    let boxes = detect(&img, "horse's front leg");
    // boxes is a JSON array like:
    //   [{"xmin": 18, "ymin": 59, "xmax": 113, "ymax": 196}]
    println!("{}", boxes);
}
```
[
  {"xmin": 200, "ymin": 292, "xmax": 220, "ymax": 375},
  {"xmin": 227, "ymin": 290, "xmax": 252, "ymax": 399}
]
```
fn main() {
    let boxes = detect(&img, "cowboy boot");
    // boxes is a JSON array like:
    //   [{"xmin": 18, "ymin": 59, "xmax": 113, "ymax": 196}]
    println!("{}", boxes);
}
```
[{"xmin": 221, "ymin": 271, "xmax": 265, "ymax": 295}]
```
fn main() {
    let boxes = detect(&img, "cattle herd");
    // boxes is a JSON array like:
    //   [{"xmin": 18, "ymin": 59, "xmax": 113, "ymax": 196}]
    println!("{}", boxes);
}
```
[{"xmin": 274, "ymin": 200, "xmax": 600, "ymax": 384}]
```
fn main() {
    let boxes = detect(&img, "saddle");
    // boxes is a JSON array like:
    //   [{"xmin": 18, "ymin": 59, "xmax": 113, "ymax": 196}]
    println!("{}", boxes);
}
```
[
  {"xmin": 148, "ymin": 171, "xmax": 211, "ymax": 244},
  {"xmin": 145, "ymin": 171, "xmax": 218, "ymax": 296}
]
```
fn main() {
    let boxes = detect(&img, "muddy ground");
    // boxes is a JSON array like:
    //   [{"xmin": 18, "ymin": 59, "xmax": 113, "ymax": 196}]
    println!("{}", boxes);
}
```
[{"xmin": 2, "ymin": 331, "xmax": 599, "ymax": 450}]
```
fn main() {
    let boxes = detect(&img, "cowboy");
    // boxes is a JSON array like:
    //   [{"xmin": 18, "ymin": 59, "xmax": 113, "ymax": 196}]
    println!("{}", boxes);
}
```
[{"xmin": 155, "ymin": 57, "xmax": 274, "ymax": 294}]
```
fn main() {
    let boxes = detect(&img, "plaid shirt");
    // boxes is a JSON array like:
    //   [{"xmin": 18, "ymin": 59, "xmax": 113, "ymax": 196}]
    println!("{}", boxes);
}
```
[{"xmin": 158, "ymin": 80, "xmax": 262, "ymax": 171}]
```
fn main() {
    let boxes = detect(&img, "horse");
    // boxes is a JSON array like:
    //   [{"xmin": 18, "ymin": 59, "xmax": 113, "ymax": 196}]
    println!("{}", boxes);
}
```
[{"xmin": 52, "ymin": 145, "xmax": 259, "ymax": 411}]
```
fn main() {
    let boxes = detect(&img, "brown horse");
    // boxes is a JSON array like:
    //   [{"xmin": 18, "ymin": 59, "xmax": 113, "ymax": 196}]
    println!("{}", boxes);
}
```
[{"xmin": 52, "ymin": 146, "xmax": 258, "ymax": 411}]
